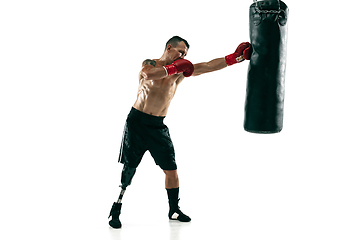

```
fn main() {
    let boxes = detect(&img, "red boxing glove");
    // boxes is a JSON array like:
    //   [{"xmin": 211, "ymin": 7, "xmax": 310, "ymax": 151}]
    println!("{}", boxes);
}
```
[
  {"xmin": 163, "ymin": 59, "xmax": 194, "ymax": 77},
  {"xmin": 225, "ymin": 42, "xmax": 253, "ymax": 66}
]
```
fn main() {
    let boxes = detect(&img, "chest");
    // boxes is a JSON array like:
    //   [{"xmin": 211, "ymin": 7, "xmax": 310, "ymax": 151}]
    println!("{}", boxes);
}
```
[{"xmin": 147, "ymin": 75, "xmax": 179, "ymax": 91}]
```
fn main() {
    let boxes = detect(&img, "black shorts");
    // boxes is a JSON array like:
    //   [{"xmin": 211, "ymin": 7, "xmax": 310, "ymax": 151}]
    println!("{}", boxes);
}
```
[{"xmin": 118, "ymin": 107, "xmax": 177, "ymax": 170}]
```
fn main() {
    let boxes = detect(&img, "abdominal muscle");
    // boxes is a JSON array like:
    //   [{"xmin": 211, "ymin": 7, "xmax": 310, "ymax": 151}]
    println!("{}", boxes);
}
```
[{"xmin": 133, "ymin": 75, "xmax": 179, "ymax": 117}]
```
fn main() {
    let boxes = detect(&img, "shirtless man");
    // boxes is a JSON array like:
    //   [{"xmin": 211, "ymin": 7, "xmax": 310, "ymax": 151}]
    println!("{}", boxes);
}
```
[{"xmin": 108, "ymin": 36, "xmax": 252, "ymax": 228}]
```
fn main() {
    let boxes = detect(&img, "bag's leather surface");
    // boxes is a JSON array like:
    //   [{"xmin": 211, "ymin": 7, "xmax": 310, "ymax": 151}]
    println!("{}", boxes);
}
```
[{"xmin": 244, "ymin": 0, "xmax": 289, "ymax": 133}]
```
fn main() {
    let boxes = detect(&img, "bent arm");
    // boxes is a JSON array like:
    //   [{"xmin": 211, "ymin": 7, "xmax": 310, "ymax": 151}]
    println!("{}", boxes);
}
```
[
  {"xmin": 140, "ymin": 66, "xmax": 168, "ymax": 80},
  {"xmin": 140, "ymin": 59, "xmax": 168, "ymax": 81},
  {"xmin": 192, "ymin": 57, "xmax": 229, "ymax": 76}
]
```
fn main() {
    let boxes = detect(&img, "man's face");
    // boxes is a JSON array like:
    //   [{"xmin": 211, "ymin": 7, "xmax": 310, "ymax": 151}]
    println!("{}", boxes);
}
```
[{"xmin": 168, "ymin": 41, "xmax": 188, "ymax": 62}]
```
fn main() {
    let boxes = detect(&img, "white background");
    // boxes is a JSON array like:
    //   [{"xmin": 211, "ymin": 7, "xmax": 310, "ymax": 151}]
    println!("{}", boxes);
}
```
[{"xmin": 1, "ymin": 1, "xmax": 359, "ymax": 239}]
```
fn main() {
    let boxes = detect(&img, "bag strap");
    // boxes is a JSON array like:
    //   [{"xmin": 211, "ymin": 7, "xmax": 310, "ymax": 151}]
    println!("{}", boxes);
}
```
[{"xmin": 253, "ymin": 0, "xmax": 283, "ymax": 14}]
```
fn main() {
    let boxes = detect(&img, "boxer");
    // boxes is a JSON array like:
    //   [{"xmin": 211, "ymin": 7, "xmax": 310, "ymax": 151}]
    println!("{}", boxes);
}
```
[{"xmin": 108, "ymin": 36, "xmax": 252, "ymax": 228}]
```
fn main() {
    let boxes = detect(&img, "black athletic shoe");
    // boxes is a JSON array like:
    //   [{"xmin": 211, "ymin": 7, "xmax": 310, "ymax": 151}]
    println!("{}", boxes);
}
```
[
  {"xmin": 108, "ymin": 202, "xmax": 122, "ymax": 228},
  {"xmin": 168, "ymin": 198, "xmax": 191, "ymax": 222}
]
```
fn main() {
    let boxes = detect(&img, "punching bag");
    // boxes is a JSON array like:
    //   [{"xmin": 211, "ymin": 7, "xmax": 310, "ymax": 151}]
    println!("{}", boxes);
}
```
[{"xmin": 244, "ymin": 0, "xmax": 289, "ymax": 133}]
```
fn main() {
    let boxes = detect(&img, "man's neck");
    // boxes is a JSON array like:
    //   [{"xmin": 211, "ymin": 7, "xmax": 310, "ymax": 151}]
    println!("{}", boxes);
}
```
[{"xmin": 159, "ymin": 55, "xmax": 172, "ymax": 66}]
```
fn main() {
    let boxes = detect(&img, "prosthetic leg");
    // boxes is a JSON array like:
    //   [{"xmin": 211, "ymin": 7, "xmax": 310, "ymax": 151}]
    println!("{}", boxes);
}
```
[
  {"xmin": 108, "ymin": 165, "xmax": 137, "ymax": 228},
  {"xmin": 244, "ymin": 0, "xmax": 289, "ymax": 133}
]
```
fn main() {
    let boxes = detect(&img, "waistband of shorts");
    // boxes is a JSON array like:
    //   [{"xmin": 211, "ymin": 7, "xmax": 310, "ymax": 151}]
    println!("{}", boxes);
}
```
[{"xmin": 129, "ymin": 107, "xmax": 165, "ymax": 122}]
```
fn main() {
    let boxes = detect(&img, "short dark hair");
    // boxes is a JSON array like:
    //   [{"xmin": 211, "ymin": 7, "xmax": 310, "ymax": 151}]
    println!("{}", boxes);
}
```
[{"xmin": 165, "ymin": 36, "xmax": 190, "ymax": 50}]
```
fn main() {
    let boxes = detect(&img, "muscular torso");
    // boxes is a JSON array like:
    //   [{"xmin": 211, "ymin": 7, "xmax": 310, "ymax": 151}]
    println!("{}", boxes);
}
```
[{"xmin": 133, "ymin": 59, "xmax": 184, "ymax": 116}]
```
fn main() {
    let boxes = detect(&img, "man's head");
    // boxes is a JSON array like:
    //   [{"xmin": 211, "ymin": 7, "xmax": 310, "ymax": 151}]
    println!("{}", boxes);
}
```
[
  {"xmin": 164, "ymin": 36, "xmax": 189, "ymax": 62},
  {"xmin": 165, "ymin": 36, "xmax": 190, "ymax": 51}
]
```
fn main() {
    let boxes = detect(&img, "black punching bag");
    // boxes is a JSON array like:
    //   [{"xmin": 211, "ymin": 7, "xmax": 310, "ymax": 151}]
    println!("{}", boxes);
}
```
[{"xmin": 244, "ymin": 0, "xmax": 289, "ymax": 133}]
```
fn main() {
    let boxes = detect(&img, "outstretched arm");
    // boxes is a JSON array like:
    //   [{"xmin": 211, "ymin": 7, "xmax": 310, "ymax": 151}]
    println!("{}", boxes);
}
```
[
  {"xmin": 192, "ymin": 56, "xmax": 244, "ymax": 76},
  {"xmin": 192, "ymin": 42, "xmax": 252, "ymax": 77}
]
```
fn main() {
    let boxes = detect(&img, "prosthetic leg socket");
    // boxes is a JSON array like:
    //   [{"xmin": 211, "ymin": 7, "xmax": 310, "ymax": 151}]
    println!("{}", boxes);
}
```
[{"xmin": 120, "ymin": 165, "xmax": 137, "ymax": 190}]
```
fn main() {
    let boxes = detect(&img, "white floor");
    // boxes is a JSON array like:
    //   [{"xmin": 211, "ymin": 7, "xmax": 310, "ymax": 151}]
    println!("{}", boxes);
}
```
[{"xmin": 2, "ymin": 143, "xmax": 359, "ymax": 240}]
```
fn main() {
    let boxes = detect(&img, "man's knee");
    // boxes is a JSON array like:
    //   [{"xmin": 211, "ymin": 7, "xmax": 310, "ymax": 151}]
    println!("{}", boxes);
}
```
[{"xmin": 163, "ymin": 169, "xmax": 178, "ymax": 179}]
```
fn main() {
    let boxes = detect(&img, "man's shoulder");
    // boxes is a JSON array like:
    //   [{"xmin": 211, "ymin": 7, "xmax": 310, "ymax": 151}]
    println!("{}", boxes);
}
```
[{"xmin": 142, "ymin": 59, "xmax": 157, "ymax": 67}]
